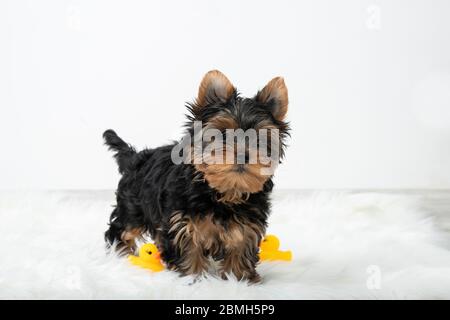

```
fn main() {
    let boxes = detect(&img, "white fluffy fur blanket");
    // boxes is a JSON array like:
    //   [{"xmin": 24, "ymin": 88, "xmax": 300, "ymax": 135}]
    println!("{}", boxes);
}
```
[{"xmin": 0, "ymin": 190, "xmax": 449, "ymax": 299}]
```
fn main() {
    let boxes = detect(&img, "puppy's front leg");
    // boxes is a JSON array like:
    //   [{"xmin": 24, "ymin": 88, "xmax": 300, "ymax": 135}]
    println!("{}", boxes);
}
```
[
  {"xmin": 168, "ymin": 212, "xmax": 210, "ymax": 276},
  {"xmin": 219, "ymin": 223, "xmax": 262, "ymax": 283}
]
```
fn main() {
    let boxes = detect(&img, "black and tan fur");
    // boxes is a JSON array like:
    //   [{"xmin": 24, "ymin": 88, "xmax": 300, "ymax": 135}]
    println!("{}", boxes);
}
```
[{"xmin": 104, "ymin": 70, "xmax": 289, "ymax": 282}]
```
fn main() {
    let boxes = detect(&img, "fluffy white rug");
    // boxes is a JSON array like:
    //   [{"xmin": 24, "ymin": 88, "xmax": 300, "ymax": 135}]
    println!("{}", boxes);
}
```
[{"xmin": 0, "ymin": 190, "xmax": 449, "ymax": 299}]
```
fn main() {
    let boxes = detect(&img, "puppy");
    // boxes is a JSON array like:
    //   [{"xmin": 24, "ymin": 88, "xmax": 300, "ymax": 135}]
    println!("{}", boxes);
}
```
[{"xmin": 104, "ymin": 70, "xmax": 289, "ymax": 282}]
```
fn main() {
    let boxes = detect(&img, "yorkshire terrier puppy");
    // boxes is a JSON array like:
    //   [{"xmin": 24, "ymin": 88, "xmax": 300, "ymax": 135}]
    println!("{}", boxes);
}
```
[{"xmin": 104, "ymin": 70, "xmax": 289, "ymax": 282}]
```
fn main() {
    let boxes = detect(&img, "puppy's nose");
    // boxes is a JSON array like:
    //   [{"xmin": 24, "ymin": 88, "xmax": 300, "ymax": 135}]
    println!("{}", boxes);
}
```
[{"xmin": 236, "ymin": 164, "xmax": 246, "ymax": 173}]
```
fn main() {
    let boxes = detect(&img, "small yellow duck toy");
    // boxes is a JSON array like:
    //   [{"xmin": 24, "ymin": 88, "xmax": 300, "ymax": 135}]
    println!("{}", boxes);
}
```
[
  {"xmin": 128, "ymin": 243, "xmax": 165, "ymax": 272},
  {"xmin": 259, "ymin": 234, "xmax": 292, "ymax": 261},
  {"xmin": 129, "ymin": 234, "xmax": 292, "ymax": 272}
]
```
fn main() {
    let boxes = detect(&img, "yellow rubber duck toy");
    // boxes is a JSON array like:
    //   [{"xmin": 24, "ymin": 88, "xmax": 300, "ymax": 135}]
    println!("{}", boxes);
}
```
[
  {"xmin": 259, "ymin": 234, "xmax": 292, "ymax": 261},
  {"xmin": 128, "ymin": 243, "xmax": 165, "ymax": 272},
  {"xmin": 129, "ymin": 235, "xmax": 291, "ymax": 272}
]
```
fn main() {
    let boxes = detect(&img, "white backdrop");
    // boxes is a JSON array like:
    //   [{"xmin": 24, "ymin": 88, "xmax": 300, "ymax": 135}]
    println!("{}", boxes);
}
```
[{"xmin": 1, "ymin": 0, "xmax": 450, "ymax": 190}]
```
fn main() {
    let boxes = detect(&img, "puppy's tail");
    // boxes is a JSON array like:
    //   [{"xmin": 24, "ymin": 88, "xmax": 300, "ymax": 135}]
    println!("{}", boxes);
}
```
[{"xmin": 103, "ymin": 129, "xmax": 136, "ymax": 174}]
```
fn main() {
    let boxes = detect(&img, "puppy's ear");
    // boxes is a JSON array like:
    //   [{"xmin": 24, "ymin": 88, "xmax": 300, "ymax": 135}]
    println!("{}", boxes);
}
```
[
  {"xmin": 197, "ymin": 70, "xmax": 235, "ymax": 107},
  {"xmin": 256, "ymin": 77, "xmax": 288, "ymax": 121}
]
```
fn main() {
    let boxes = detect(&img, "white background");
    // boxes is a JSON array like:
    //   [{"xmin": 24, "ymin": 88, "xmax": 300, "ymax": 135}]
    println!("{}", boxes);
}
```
[{"xmin": 1, "ymin": 0, "xmax": 450, "ymax": 190}]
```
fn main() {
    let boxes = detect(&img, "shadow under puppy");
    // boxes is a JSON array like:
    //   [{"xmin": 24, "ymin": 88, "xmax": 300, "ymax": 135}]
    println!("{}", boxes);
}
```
[{"xmin": 104, "ymin": 70, "xmax": 289, "ymax": 283}]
